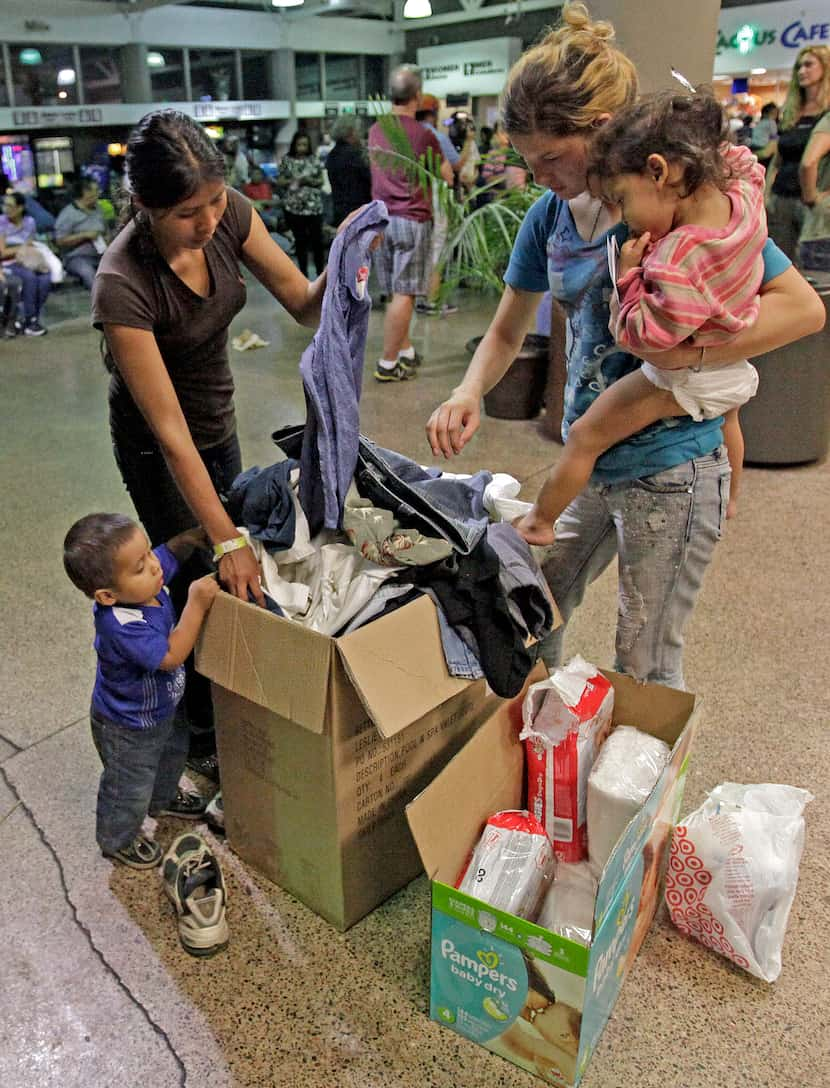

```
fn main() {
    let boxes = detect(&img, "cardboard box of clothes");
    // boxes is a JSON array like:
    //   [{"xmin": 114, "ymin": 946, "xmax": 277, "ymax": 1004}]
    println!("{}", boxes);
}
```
[
  {"xmin": 196, "ymin": 589, "xmax": 520, "ymax": 930},
  {"xmin": 405, "ymin": 669, "xmax": 700, "ymax": 1086}
]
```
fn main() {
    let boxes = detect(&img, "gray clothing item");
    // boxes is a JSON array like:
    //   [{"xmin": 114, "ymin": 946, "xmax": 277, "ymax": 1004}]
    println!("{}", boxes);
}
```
[
  {"xmin": 299, "ymin": 200, "xmax": 389, "ymax": 532},
  {"xmin": 486, "ymin": 521, "xmax": 555, "ymax": 638},
  {"xmin": 54, "ymin": 201, "xmax": 106, "ymax": 262},
  {"xmin": 342, "ymin": 488, "xmax": 453, "ymax": 567}
]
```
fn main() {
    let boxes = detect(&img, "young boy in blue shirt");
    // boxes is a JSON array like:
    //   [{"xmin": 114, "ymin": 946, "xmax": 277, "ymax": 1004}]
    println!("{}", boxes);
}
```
[{"xmin": 64, "ymin": 513, "xmax": 220, "ymax": 869}]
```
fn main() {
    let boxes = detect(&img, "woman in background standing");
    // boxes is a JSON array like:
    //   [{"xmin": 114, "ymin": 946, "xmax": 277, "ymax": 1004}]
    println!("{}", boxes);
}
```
[
  {"xmin": 767, "ymin": 46, "xmax": 830, "ymax": 260},
  {"xmin": 277, "ymin": 132, "xmax": 326, "ymax": 277}
]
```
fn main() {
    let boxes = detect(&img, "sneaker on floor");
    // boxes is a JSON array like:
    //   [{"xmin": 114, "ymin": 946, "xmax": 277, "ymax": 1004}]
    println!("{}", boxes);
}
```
[
  {"xmin": 415, "ymin": 299, "xmax": 436, "ymax": 315},
  {"xmin": 398, "ymin": 349, "xmax": 422, "ymax": 368},
  {"xmin": 23, "ymin": 318, "xmax": 47, "ymax": 337},
  {"xmin": 438, "ymin": 302, "xmax": 459, "ymax": 317},
  {"xmin": 106, "ymin": 834, "xmax": 163, "ymax": 870},
  {"xmin": 373, "ymin": 360, "xmax": 416, "ymax": 383},
  {"xmin": 186, "ymin": 752, "xmax": 220, "ymax": 782},
  {"xmin": 149, "ymin": 787, "xmax": 208, "ymax": 820},
  {"xmin": 204, "ymin": 790, "xmax": 224, "ymax": 833},
  {"xmin": 162, "ymin": 832, "xmax": 229, "ymax": 957}
]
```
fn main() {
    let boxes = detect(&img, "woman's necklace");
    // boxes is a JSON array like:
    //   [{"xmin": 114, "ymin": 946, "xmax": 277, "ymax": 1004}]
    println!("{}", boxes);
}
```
[{"xmin": 588, "ymin": 199, "xmax": 603, "ymax": 242}]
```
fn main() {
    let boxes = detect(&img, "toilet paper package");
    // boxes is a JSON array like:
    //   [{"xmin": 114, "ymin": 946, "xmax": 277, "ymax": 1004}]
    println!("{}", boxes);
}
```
[
  {"xmin": 455, "ymin": 810, "xmax": 556, "ymax": 921},
  {"xmin": 665, "ymin": 782, "xmax": 813, "ymax": 982},
  {"xmin": 586, "ymin": 725, "xmax": 671, "ymax": 875},
  {"xmin": 521, "ymin": 656, "xmax": 614, "ymax": 862},
  {"xmin": 536, "ymin": 860, "xmax": 597, "ymax": 947}
]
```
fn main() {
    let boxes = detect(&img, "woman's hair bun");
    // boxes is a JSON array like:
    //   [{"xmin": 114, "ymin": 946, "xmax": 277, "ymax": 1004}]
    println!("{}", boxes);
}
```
[{"xmin": 551, "ymin": 2, "xmax": 616, "ymax": 43}]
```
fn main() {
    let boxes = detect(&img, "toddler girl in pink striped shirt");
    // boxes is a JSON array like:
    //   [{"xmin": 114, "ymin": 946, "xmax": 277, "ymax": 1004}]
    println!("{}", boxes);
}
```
[{"xmin": 515, "ymin": 93, "xmax": 766, "ymax": 546}]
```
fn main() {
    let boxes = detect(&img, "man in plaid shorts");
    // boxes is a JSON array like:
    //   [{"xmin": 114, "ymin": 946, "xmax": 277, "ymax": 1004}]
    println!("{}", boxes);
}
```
[{"xmin": 368, "ymin": 66, "xmax": 453, "ymax": 382}]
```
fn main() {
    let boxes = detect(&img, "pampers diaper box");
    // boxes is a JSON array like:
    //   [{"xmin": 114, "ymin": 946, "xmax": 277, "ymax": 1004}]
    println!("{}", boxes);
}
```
[
  {"xmin": 406, "ymin": 669, "xmax": 700, "ymax": 1086},
  {"xmin": 196, "ymin": 592, "xmax": 552, "ymax": 930}
]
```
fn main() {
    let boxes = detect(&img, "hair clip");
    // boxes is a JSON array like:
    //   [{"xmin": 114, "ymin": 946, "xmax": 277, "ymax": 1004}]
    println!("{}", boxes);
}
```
[{"xmin": 670, "ymin": 67, "xmax": 697, "ymax": 94}]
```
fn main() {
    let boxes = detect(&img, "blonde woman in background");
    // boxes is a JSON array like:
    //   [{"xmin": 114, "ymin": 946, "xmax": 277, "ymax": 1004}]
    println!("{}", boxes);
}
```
[
  {"xmin": 798, "ymin": 53, "xmax": 830, "ymax": 271},
  {"xmin": 427, "ymin": 3, "xmax": 825, "ymax": 690},
  {"xmin": 767, "ymin": 45, "xmax": 830, "ymax": 260}
]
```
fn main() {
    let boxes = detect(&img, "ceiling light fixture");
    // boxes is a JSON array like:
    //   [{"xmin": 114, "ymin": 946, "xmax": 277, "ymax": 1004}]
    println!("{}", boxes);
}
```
[
  {"xmin": 19, "ymin": 48, "xmax": 43, "ymax": 65},
  {"xmin": 272, "ymin": 0, "xmax": 305, "ymax": 8},
  {"xmin": 57, "ymin": 68, "xmax": 76, "ymax": 86},
  {"xmin": 146, "ymin": 51, "xmax": 165, "ymax": 67},
  {"xmin": 403, "ymin": 0, "xmax": 432, "ymax": 17}
]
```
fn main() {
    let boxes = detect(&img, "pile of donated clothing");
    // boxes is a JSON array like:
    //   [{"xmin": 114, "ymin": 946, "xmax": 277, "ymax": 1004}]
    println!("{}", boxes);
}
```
[{"xmin": 224, "ymin": 200, "xmax": 555, "ymax": 699}]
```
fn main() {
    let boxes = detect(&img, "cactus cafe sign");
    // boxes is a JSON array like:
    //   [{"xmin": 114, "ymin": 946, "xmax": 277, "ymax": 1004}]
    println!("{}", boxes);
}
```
[{"xmin": 715, "ymin": 2, "xmax": 830, "ymax": 73}]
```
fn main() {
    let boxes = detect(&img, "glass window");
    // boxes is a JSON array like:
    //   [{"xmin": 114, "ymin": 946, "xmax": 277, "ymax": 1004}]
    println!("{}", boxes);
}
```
[
  {"xmin": 325, "ymin": 54, "xmax": 360, "ymax": 102},
  {"xmin": 241, "ymin": 52, "xmax": 269, "ymax": 100},
  {"xmin": 364, "ymin": 55, "xmax": 386, "ymax": 99},
  {"xmin": 149, "ymin": 48, "xmax": 185, "ymax": 103},
  {"xmin": 8, "ymin": 44, "xmax": 79, "ymax": 107},
  {"xmin": 296, "ymin": 53, "xmax": 321, "ymax": 101},
  {"xmin": 80, "ymin": 47, "xmax": 123, "ymax": 105},
  {"xmin": 190, "ymin": 49, "xmax": 237, "ymax": 102}
]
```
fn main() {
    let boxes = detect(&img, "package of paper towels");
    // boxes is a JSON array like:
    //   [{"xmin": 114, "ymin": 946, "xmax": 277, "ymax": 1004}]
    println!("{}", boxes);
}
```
[
  {"xmin": 536, "ymin": 860, "xmax": 597, "ymax": 947},
  {"xmin": 587, "ymin": 725, "xmax": 671, "ymax": 874}
]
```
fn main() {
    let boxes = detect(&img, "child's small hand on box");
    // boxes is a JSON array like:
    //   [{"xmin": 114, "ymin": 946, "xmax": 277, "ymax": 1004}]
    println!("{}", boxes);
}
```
[{"xmin": 189, "ymin": 573, "xmax": 220, "ymax": 610}]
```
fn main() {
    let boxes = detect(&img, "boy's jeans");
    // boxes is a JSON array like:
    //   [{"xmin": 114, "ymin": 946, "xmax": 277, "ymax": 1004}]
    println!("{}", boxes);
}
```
[
  {"xmin": 537, "ymin": 448, "xmax": 731, "ymax": 691},
  {"xmin": 90, "ymin": 709, "xmax": 189, "ymax": 855}
]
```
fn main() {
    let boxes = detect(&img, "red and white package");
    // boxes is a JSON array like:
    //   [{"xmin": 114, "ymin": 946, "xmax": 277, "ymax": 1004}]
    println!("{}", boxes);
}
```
[
  {"xmin": 455, "ymin": 810, "xmax": 555, "ymax": 921},
  {"xmin": 520, "ymin": 656, "xmax": 614, "ymax": 862}
]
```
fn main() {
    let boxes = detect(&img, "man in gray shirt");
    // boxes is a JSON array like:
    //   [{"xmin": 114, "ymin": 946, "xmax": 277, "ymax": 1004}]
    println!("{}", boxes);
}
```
[{"xmin": 54, "ymin": 178, "xmax": 107, "ymax": 289}]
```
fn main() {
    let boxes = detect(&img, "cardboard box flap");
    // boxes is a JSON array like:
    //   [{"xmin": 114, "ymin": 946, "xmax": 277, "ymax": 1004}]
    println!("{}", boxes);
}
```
[
  {"xmin": 195, "ymin": 591, "xmax": 332, "ymax": 734},
  {"xmin": 600, "ymin": 669, "xmax": 696, "ymax": 742},
  {"xmin": 336, "ymin": 594, "xmax": 472, "ymax": 739},
  {"xmin": 406, "ymin": 667, "xmax": 545, "ymax": 884}
]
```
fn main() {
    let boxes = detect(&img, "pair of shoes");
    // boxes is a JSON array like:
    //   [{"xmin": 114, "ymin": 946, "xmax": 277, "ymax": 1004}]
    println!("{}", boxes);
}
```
[
  {"xmin": 149, "ymin": 787, "xmax": 208, "ymax": 820},
  {"xmin": 23, "ymin": 318, "xmax": 46, "ymax": 337},
  {"xmin": 204, "ymin": 790, "xmax": 224, "ymax": 833},
  {"xmin": 373, "ymin": 360, "xmax": 416, "ymax": 383},
  {"xmin": 106, "ymin": 834, "xmax": 163, "ymax": 870},
  {"xmin": 162, "ymin": 833, "xmax": 229, "ymax": 957},
  {"xmin": 186, "ymin": 752, "xmax": 220, "ymax": 783}
]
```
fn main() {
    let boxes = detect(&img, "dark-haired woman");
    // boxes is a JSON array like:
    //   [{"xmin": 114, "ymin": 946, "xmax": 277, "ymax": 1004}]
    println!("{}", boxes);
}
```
[
  {"xmin": 91, "ymin": 109, "xmax": 328, "ymax": 767},
  {"xmin": 427, "ymin": 3, "xmax": 825, "ymax": 692},
  {"xmin": 275, "ymin": 132, "xmax": 326, "ymax": 277},
  {"xmin": 0, "ymin": 191, "xmax": 50, "ymax": 335}
]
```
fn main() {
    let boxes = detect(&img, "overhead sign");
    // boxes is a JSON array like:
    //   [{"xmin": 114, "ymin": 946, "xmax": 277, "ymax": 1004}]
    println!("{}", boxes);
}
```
[
  {"xmin": 417, "ymin": 37, "xmax": 521, "ymax": 97},
  {"xmin": 715, "ymin": 1, "xmax": 830, "ymax": 72}
]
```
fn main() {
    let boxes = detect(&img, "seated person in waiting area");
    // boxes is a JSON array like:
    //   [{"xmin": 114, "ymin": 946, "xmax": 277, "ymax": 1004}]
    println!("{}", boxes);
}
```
[
  {"xmin": 514, "ymin": 91, "xmax": 768, "ymax": 545},
  {"xmin": 54, "ymin": 177, "xmax": 109, "ymax": 289},
  {"xmin": 63, "ymin": 513, "xmax": 219, "ymax": 870}
]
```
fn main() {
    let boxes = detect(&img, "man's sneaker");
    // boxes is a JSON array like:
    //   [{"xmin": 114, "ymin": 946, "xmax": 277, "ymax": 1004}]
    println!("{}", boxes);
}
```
[
  {"xmin": 162, "ymin": 833, "xmax": 229, "ymax": 957},
  {"xmin": 416, "ymin": 301, "xmax": 458, "ymax": 317},
  {"xmin": 106, "ymin": 834, "xmax": 162, "ymax": 870},
  {"xmin": 438, "ymin": 302, "xmax": 459, "ymax": 317},
  {"xmin": 398, "ymin": 349, "xmax": 422, "ymax": 368},
  {"xmin": 374, "ymin": 360, "xmax": 416, "ymax": 383},
  {"xmin": 186, "ymin": 752, "xmax": 220, "ymax": 783},
  {"xmin": 204, "ymin": 790, "xmax": 224, "ymax": 832},
  {"xmin": 23, "ymin": 318, "xmax": 46, "ymax": 337},
  {"xmin": 149, "ymin": 788, "xmax": 208, "ymax": 820}
]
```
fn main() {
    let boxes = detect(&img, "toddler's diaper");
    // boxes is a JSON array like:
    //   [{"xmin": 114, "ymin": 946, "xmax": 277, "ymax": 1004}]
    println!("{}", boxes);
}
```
[{"xmin": 641, "ymin": 359, "xmax": 759, "ymax": 421}]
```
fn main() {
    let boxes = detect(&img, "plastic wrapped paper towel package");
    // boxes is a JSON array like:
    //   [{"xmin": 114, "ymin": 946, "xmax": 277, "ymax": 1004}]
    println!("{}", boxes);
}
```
[{"xmin": 586, "ymin": 725, "xmax": 671, "ymax": 875}]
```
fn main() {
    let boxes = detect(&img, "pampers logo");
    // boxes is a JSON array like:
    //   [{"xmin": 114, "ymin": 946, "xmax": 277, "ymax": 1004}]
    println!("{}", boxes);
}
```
[{"xmin": 440, "ymin": 940, "xmax": 519, "ymax": 999}]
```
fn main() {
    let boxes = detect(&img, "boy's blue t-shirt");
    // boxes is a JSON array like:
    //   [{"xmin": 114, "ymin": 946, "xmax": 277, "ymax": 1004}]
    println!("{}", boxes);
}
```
[
  {"xmin": 504, "ymin": 190, "xmax": 791, "ymax": 483},
  {"xmin": 91, "ymin": 544, "xmax": 185, "ymax": 729}
]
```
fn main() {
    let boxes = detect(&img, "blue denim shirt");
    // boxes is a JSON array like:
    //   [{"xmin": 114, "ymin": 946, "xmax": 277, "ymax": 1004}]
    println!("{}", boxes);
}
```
[{"xmin": 299, "ymin": 200, "xmax": 389, "ymax": 531}]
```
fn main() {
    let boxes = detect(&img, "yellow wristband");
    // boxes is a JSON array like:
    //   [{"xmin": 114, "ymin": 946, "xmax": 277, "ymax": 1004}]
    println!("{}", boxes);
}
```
[{"xmin": 212, "ymin": 535, "xmax": 247, "ymax": 562}]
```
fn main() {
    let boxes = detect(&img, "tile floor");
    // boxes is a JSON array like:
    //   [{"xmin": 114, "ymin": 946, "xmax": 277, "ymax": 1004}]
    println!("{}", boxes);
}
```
[{"xmin": 1, "ymin": 278, "xmax": 828, "ymax": 1088}]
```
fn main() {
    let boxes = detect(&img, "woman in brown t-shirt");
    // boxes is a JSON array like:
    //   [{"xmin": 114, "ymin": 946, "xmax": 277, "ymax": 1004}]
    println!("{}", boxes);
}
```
[{"xmin": 91, "ymin": 110, "xmax": 330, "ymax": 763}]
